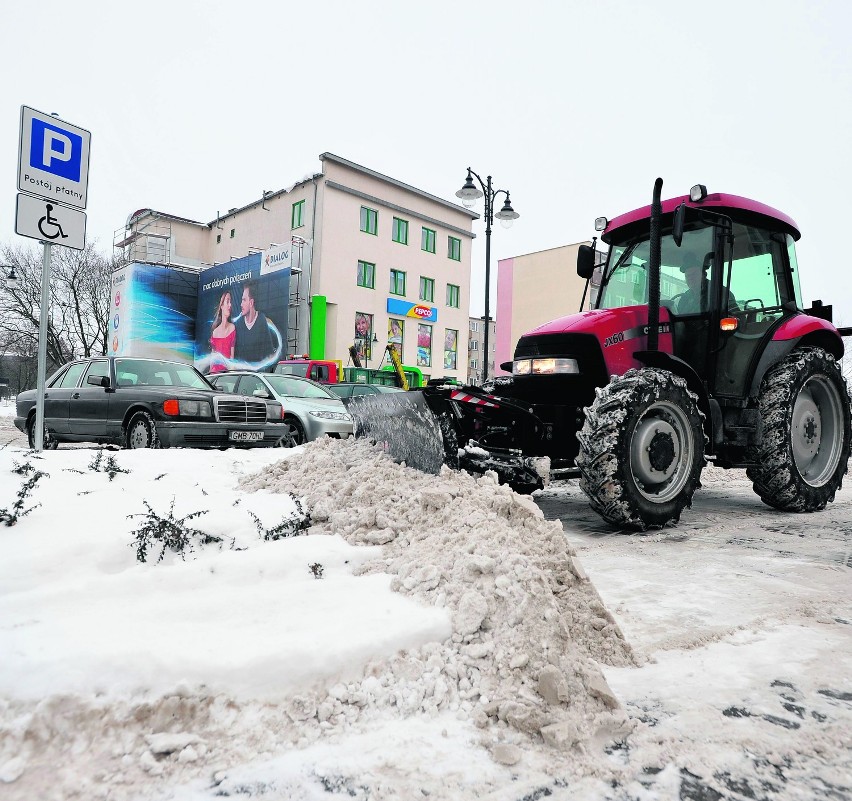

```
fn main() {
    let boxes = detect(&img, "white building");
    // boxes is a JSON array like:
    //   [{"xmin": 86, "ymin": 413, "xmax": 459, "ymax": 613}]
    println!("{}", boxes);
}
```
[{"xmin": 115, "ymin": 153, "xmax": 477, "ymax": 382}]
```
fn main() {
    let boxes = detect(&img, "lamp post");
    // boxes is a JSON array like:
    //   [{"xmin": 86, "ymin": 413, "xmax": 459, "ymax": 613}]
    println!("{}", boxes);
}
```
[
  {"xmin": 456, "ymin": 168, "xmax": 518, "ymax": 383},
  {"xmin": 366, "ymin": 332, "xmax": 378, "ymax": 369}
]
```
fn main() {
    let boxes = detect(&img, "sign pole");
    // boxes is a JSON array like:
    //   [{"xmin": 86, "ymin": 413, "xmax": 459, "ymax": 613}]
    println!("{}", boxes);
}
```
[{"xmin": 33, "ymin": 241, "xmax": 52, "ymax": 452}]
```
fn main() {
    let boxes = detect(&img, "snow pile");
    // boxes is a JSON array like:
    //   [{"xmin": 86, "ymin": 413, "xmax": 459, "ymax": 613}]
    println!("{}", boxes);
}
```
[
  {"xmin": 241, "ymin": 437, "xmax": 636, "ymax": 757},
  {"xmin": 0, "ymin": 437, "xmax": 637, "ymax": 800}
]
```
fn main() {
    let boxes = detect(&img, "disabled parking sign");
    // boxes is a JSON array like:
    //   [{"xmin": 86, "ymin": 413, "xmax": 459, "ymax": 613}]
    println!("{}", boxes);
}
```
[{"xmin": 17, "ymin": 106, "xmax": 91, "ymax": 210}]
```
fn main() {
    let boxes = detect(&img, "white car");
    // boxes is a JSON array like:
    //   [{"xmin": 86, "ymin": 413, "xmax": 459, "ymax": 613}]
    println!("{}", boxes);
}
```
[{"xmin": 209, "ymin": 372, "xmax": 353, "ymax": 445}]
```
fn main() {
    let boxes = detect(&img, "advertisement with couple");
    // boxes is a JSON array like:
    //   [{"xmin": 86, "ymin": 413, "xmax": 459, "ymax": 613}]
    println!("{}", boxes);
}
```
[{"xmin": 195, "ymin": 253, "xmax": 290, "ymax": 374}]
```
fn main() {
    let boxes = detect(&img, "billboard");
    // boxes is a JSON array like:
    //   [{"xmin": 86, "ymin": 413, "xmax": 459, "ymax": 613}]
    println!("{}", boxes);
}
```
[
  {"xmin": 194, "ymin": 253, "xmax": 290, "ymax": 374},
  {"xmin": 109, "ymin": 263, "xmax": 199, "ymax": 362}
]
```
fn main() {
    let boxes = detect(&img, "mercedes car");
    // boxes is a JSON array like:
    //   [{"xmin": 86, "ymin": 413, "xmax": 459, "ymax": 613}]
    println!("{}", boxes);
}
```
[{"xmin": 14, "ymin": 356, "xmax": 289, "ymax": 449}]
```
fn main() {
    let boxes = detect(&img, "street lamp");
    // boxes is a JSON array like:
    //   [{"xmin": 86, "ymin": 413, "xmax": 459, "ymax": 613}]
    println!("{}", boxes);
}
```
[
  {"xmin": 366, "ymin": 332, "xmax": 378, "ymax": 369},
  {"xmin": 456, "ymin": 168, "xmax": 519, "ymax": 383},
  {"xmin": 3, "ymin": 265, "xmax": 17, "ymax": 288}
]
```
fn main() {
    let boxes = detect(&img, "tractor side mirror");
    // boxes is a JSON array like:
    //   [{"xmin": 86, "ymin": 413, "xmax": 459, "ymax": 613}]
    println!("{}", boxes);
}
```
[
  {"xmin": 672, "ymin": 202, "xmax": 687, "ymax": 247},
  {"xmin": 577, "ymin": 244, "xmax": 595, "ymax": 279}
]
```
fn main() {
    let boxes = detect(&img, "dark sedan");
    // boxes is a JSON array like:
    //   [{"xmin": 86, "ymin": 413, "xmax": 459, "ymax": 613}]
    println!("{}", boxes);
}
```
[{"xmin": 14, "ymin": 356, "xmax": 290, "ymax": 449}]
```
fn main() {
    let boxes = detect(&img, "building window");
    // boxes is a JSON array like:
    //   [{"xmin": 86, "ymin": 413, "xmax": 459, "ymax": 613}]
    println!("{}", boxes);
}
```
[
  {"xmin": 471, "ymin": 321, "xmax": 479, "ymax": 332},
  {"xmin": 471, "ymin": 359, "xmax": 478, "ymax": 370},
  {"xmin": 216, "ymin": 234, "xmax": 221, "ymax": 244},
  {"xmin": 421, "ymin": 227, "xmax": 436, "ymax": 253},
  {"xmin": 419, "ymin": 276, "xmax": 434, "ymax": 302},
  {"xmin": 444, "ymin": 329, "xmax": 458, "ymax": 370},
  {"xmin": 392, "ymin": 217, "xmax": 409, "ymax": 245},
  {"xmin": 357, "ymin": 260, "xmax": 375, "ymax": 289},
  {"xmin": 470, "ymin": 340, "xmax": 479, "ymax": 350},
  {"xmin": 448, "ymin": 236, "xmax": 461, "ymax": 261},
  {"xmin": 390, "ymin": 269, "xmax": 406, "ymax": 296},
  {"xmin": 360, "ymin": 206, "xmax": 378, "ymax": 235},
  {"xmin": 292, "ymin": 199, "xmax": 305, "ymax": 229},
  {"xmin": 446, "ymin": 284, "xmax": 460, "ymax": 308},
  {"xmin": 417, "ymin": 324, "xmax": 432, "ymax": 367},
  {"xmin": 230, "ymin": 228, "xmax": 235, "ymax": 239}
]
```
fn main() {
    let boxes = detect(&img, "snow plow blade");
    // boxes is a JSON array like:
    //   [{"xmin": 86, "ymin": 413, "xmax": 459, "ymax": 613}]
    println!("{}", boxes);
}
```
[
  {"xmin": 344, "ymin": 384, "xmax": 551, "ymax": 494},
  {"xmin": 344, "ymin": 390, "xmax": 447, "ymax": 474}
]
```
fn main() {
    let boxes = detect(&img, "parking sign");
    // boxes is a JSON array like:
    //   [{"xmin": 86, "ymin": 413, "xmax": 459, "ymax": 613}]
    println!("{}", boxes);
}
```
[{"xmin": 17, "ymin": 106, "xmax": 91, "ymax": 210}]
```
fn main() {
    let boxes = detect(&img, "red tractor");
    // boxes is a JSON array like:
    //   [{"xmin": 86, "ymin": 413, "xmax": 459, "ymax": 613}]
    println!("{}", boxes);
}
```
[{"xmin": 351, "ymin": 180, "xmax": 852, "ymax": 529}]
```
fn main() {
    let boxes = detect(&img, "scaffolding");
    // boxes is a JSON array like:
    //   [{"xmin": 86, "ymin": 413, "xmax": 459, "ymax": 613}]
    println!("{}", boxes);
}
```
[{"xmin": 113, "ymin": 217, "xmax": 174, "ymax": 266}]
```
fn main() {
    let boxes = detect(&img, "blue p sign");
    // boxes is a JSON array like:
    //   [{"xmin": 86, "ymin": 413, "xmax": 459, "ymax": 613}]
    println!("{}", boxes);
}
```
[{"xmin": 29, "ymin": 118, "xmax": 83, "ymax": 182}]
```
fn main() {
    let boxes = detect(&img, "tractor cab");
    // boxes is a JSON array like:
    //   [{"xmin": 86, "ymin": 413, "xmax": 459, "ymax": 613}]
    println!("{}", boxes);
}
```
[{"xmin": 592, "ymin": 191, "xmax": 807, "ymax": 400}]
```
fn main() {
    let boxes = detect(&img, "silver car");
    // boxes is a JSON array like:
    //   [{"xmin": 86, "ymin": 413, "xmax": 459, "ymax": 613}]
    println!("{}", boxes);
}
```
[{"xmin": 209, "ymin": 372, "xmax": 353, "ymax": 445}]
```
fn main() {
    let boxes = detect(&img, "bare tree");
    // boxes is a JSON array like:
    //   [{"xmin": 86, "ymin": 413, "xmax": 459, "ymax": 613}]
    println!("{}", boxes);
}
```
[{"xmin": 0, "ymin": 241, "xmax": 119, "ymax": 389}]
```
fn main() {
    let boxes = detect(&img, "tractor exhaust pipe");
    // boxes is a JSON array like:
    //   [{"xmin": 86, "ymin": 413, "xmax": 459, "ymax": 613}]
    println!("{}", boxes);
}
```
[{"xmin": 647, "ymin": 177, "xmax": 663, "ymax": 352}]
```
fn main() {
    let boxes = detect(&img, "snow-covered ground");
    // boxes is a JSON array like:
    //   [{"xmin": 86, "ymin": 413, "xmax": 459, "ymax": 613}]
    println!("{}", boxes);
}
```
[{"xmin": 0, "ymin": 398, "xmax": 849, "ymax": 800}]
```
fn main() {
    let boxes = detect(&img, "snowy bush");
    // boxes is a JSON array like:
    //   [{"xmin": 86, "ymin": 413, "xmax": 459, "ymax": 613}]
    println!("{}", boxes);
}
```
[
  {"xmin": 89, "ymin": 449, "xmax": 130, "ymax": 481},
  {"xmin": 129, "ymin": 499, "xmax": 218, "ymax": 563},
  {"xmin": 1, "ymin": 470, "xmax": 48, "ymax": 526},
  {"xmin": 247, "ymin": 494, "xmax": 311, "ymax": 541}
]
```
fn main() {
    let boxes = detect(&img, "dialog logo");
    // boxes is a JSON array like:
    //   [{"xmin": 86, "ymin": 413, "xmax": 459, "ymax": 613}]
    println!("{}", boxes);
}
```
[
  {"xmin": 113, "ymin": 314, "xmax": 120, "ymax": 330},
  {"xmin": 112, "ymin": 336, "xmax": 119, "ymax": 353},
  {"xmin": 114, "ymin": 291, "xmax": 121, "ymax": 308}
]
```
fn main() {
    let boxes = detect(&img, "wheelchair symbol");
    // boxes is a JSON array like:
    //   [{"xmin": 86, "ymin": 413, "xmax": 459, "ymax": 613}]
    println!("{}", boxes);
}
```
[{"xmin": 38, "ymin": 204, "xmax": 69, "ymax": 240}]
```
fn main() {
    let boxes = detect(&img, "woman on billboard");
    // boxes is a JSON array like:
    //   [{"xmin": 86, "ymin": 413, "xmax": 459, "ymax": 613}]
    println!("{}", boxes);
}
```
[{"xmin": 209, "ymin": 290, "xmax": 236, "ymax": 373}]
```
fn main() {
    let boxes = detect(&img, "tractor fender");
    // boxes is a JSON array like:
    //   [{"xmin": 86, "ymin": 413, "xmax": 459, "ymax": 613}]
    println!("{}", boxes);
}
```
[
  {"xmin": 748, "ymin": 315, "xmax": 844, "ymax": 398},
  {"xmin": 632, "ymin": 349, "xmax": 720, "ymax": 448}
]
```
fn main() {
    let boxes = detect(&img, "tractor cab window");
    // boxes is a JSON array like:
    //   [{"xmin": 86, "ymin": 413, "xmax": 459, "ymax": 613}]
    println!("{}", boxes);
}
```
[
  {"xmin": 786, "ymin": 234, "xmax": 804, "ymax": 309},
  {"xmin": 725, "ymin": 224, "xmax": 790, "ymax": 322},
  {"xmin": 599, "ymin": 227, "xmax": 714, "ymax": 312}
]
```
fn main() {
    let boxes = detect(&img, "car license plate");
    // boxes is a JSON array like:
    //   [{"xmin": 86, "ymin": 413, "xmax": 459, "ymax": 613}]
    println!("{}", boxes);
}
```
[{"xmin": 229, "ymin": 430, "xmax": 263, "ymax": 442}]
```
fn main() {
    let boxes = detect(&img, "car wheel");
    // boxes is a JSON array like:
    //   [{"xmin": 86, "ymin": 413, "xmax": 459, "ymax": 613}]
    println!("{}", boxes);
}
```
[
  {"xmin": 283, "ymin": 416, "xmax": 307, "ymax": 445},
  {"xmin": 27, "ymin": 417, "xmax": 59, "ymax": 450},
  {"xmin": 274, "ymin": 431, "xmax": 297, "ymax": 448},
  {"xmin": 124, "ymin": 411, "xmax": 161, "ymax": 449}
]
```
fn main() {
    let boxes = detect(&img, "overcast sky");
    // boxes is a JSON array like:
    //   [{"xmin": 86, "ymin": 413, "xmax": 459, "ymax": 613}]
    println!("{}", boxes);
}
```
[{"xmin": 2, "ymin": 0, "xmax": 851, "ymax": 324}]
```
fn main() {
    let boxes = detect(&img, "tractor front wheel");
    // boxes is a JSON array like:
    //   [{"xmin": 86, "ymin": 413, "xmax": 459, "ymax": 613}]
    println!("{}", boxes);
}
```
[
  {"xmin": 747, "ymin": 347, "xmax": 851, "ymax": 511},
  {"xmin": 576, "ymin": 368, "xmax": 705, "ymax": 529}
]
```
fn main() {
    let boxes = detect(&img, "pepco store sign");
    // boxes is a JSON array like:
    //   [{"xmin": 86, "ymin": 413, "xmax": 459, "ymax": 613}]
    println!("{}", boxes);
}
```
[{"xmin": 386, "ymin": 297, "xmax": 438, "ymax": 322}]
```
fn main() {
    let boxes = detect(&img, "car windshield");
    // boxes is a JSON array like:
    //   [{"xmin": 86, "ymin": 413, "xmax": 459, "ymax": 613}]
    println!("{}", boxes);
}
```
[
  {"xmin": 274, "ymin": 363, "xmax": 310, "ymax": 377},
  {"xmin": 598, "ymin": 226, "xmax": 715, "ymax": 311},
  {"xmin": 264, "ymin": 375, "xmax": 337, "ymax": 399},
  {"xmin": 115, "ymin": 359, "xmax": 212, "ymax": 389}
]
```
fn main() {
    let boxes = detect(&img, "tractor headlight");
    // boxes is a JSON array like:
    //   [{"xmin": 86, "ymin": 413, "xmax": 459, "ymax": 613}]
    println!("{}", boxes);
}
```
[
  {"xmin": 309, "ymin": 410, "xmax": 352, "ymax": 421},
  {"xmin": 532, "ymin": 358, "xmax": 579, "ymax": 375},
  {"xmin": 513, "ymin": 358, "xmax": 579, "ymax": 375}
]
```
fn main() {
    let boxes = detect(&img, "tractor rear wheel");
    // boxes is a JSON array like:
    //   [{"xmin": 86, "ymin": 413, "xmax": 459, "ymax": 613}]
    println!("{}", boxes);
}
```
[
  {"xmin": 576, "ymin": 368, "xmax": 705, "ymax": 529},
  {"xmin": 747, "ymin": 347, "xmax": 851, "ymax": 511}
]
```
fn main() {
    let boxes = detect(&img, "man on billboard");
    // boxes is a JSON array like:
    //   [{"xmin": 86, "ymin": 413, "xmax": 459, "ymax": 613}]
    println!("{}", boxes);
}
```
[{"xmin": 235, "ymin": 280, "xmax": 277, "ymax": 365}]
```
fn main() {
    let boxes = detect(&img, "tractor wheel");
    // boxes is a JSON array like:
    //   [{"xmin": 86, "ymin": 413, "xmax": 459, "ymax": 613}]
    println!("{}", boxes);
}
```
[
  {"xmin": 576, "ymin": 368, "xmax": 705, "ymax": 529},
  {"xmin": 747, "ymin": 347, "xmax": 851, "ymax": 512}
]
